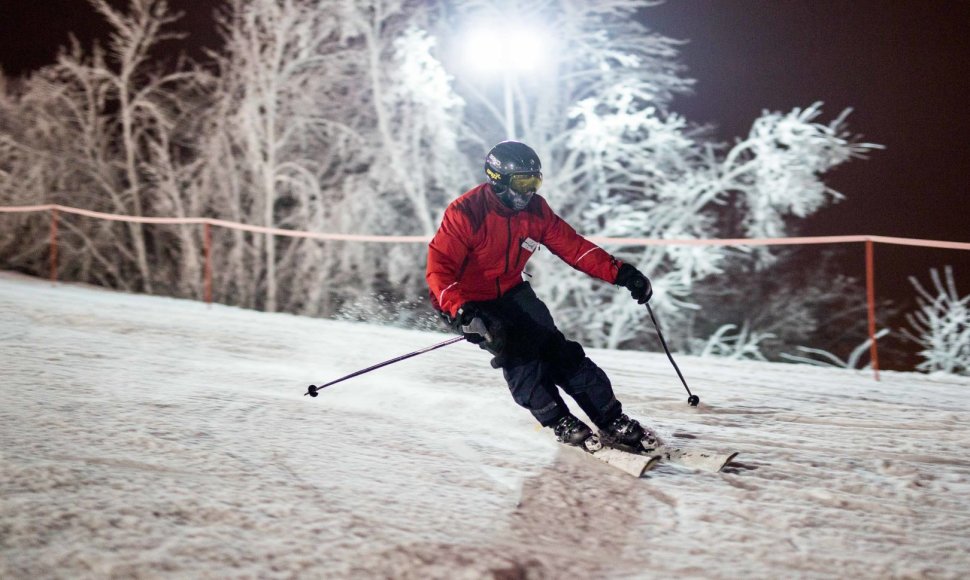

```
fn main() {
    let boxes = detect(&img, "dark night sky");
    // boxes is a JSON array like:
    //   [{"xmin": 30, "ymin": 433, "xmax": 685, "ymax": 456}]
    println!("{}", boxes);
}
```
[{"xmin": 2, "ymin": 1, "xmax": 969, "ymax": 324}]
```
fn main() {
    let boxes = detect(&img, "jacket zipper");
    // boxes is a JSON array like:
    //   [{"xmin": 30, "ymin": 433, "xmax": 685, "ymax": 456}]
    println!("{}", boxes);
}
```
[
  {"xmin": 498, "ymin": 217, "xmax": 513, "ymax": 298},
  {"xmin": 504, "ymin": 217, "xmax": 512, "ymax": 274},
  {"xmin": 514, "ymin": 238, "xmax": 526, "ymax": 271}
]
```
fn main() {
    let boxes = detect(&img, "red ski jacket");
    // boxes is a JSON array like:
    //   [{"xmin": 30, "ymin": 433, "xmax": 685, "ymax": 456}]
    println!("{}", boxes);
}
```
[{"xmin": 427, "ymin": 183, "xmax": 622, "ymax": 317}]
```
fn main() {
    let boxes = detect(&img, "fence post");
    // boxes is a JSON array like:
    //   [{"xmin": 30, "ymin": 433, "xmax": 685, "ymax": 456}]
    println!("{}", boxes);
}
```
[
  {"xmin": 865, "ymin": 238, "xmax": 881, "ymax": 381},
  {"xmin": 204, "ymin": 222, "xmax": 212, "ymax": 306},
  {"xmin": 50, "ymin": 208, "xmax": 59, "ymax": 284}
]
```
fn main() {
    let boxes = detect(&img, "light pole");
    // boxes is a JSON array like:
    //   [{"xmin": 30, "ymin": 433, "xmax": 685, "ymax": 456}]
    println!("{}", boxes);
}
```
[{"xmin": 503, "ymin": 74, "xmax": 515, "ymax": 139}]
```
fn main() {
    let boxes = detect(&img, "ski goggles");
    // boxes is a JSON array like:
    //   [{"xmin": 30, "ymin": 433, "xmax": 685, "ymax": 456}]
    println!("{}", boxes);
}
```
[{"xmin": 508, "ymin": 172, "xmax": 543, "ymax": 196}]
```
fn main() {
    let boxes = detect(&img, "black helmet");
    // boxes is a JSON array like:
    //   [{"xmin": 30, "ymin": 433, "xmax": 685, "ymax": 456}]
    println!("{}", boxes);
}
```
[{"xmin": 484, "ymin": 141, "xmax": 543, "ymax": 211}]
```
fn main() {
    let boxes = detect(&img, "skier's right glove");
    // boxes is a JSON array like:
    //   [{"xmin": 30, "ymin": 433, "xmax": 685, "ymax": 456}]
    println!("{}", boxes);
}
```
[
  {"xmin": 454, "ymin": 304, "xmax": 489, "ymax": 344},
  {"xmin": 454, "ymin": 303, "xmax": 506, "ymax": 355},
  {"xmin": 615, "ymin": 263, "xmax": 653, "ymax": 304}
]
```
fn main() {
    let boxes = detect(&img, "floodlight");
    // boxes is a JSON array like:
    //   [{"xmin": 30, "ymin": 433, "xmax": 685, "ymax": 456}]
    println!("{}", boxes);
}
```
[{"xmin": 462, "ymin": 22, "xmax": 552, "ymax": 77}]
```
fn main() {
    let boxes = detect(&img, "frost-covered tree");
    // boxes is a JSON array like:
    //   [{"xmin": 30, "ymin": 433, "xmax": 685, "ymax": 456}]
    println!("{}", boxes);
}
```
[
  {"xmin": 333, "ymin": 2, "xmax": 470, "ymax": 318},
  {"xmin": 561, "ymin": 103, "xmax": 878, "ymax": 350},
  {"xmin": 200, "ymin": 0, "xmax": 468, "ymax": 316},
  {"xmin": 0, "ymin": 73, "xmax": 56, "ymax": 266},
  {"xmin": 202, "ymin": 0, "xmax": 354, "ymax": 312},
  {"xmin": 904, "ymin": 267, "xmax": 970, "ymax": 375},
  {"xmin": 0, "ymin": 0, "xmax": 204, "ymax": 293}
]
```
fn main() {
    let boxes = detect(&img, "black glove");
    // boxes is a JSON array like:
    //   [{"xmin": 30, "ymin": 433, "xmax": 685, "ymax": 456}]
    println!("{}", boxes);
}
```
[
  {"xmin": 454, "ymin": 303, "xmax": 506, "ymax": 354},
  {"xmin": 615, "ymin": 263, "xmax": 652, "ymax": 304},
  {"xmin": 454, "ymin": 304, "xmax": 488, "ymax": 344}
]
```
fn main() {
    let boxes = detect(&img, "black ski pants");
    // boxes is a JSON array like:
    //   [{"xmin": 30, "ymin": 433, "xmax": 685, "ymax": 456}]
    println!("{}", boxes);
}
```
[{"xmin": 478, "ymin": 283, "xmax": 623, "ymax": 429}]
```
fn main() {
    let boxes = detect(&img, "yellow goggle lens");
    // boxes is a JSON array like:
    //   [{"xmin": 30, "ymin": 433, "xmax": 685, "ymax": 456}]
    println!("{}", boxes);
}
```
[{"xmin": 509, "ymin": 173, "xmax": 542, "ymax": 195}]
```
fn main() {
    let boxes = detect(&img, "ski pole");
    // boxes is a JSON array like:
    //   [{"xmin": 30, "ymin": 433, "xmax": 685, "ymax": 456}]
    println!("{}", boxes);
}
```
[
  {"xmin": 305, "ymin": 335, "xmax": 466, "ymax": 397},
  {"xmin": 646, "ymin": 303, "xmax": 700, "ymax": 407}
]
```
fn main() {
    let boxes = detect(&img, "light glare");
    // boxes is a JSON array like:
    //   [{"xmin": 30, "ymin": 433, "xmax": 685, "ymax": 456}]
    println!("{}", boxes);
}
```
[{"xmin": 462, "ymin": 23, "xmax": 552, "ymax": 77}]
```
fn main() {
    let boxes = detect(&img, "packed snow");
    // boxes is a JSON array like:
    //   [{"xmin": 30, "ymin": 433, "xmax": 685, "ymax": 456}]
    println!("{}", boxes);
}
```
[{"xmin": 2, "ymin": 271, "xmax": 969, "ymax": 579}]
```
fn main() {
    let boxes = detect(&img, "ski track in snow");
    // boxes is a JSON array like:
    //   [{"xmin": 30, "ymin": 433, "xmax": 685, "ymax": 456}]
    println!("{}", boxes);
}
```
[{"xmin": 1, "ymin": 271, "xmax": 969, "ymax": 579}]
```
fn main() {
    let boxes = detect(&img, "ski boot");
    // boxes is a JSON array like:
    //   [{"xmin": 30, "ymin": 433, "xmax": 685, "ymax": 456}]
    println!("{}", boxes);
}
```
[
  {"xmin": 598, "ymin": 413, "xmax": 661, "ymax": 453},
  {"xmin": 553, "ymin": 414, "xmax": 602, "ymax": 453}
]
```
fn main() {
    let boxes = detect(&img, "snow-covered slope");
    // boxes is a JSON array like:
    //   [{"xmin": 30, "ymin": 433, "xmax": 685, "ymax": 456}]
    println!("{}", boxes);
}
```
[{"xmin": 2, "ymin": 271, "xmax": 969, "ymax": 579}]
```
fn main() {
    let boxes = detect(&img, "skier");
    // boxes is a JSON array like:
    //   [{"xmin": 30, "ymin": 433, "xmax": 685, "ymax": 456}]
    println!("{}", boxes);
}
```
[{"xmin": 426, "ymin": 140, "xmax": 658, "ymax": 453}]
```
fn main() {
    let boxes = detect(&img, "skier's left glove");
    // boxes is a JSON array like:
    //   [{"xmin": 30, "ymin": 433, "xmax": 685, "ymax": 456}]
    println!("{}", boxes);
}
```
[{"xmin": 615, "ymin": 263, "xmax": 652, "ymax": 304}]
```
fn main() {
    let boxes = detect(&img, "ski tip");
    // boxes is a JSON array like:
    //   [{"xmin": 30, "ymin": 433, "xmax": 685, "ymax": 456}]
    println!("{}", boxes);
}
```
[
  {"xmin": 641, "ymin": 455, "xmax": 662, "ymax": 476},
  {"xmin": 708, "ymin": 452, "xmax": 741, "ymax": 472}
]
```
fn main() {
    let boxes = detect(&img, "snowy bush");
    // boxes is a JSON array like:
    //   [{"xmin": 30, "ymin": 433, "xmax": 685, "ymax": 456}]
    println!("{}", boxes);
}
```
[
  {"xmin": 781, "ymin": 329, "xmax": 889, "ymax": 370},
  {"xmin": 684, "ymin": 249, "xmax": 898, "ymax": 366},
  {"xmin": 904, "ymin": 267, "xmax": 970, "ymax": 375},
  {"xmin": 689, "ymin": 323, "xmax": 775, "ymax": 361}
]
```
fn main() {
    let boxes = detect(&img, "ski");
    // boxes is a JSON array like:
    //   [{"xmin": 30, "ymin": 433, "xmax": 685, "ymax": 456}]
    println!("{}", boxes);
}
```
[
  {"xmin": 561, "ymin": 436, "xmax": 660, "ymax": 477},
  {"xmin": 563, "ymin": 439, "xmax": 735, "ymax": 476},
  {"xmin": 586, "ymin": 444, "xmax": 661, "ymax": 477},
  {"xmin": 648, "ymin": 446, "xmax": 738, "ymax": 473},
  {"xmin": 596, "ymin": 429, "xmax": 739, "ymax": 473}
]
